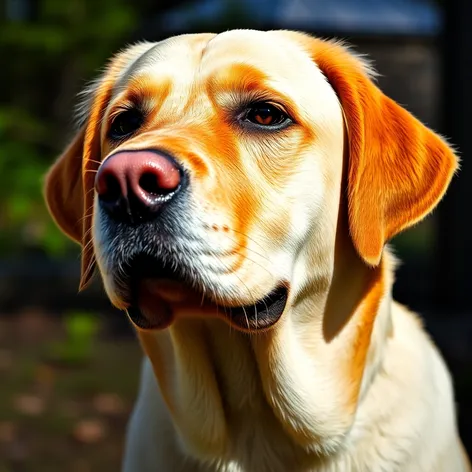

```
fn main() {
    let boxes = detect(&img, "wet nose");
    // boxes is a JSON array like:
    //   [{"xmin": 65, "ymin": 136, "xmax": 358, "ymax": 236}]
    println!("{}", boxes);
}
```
[{"xmin": 95, "ymin": 150, "xmax": 182, "ymax": 223}]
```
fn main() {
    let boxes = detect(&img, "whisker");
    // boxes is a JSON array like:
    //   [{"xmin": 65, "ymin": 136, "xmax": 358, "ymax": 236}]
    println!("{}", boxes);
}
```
[
  {"xmin": 224, "ymin": 239, "xmax": 270, "ymax": 264},
  {"xmin": 200, "ymin": 286, "xmax": 206, "ymax": 307},
  {"xmin": 81, "ymin": 263, "xmax": 95, "ymax": 283},
  {"xmin": 85, "ymin": 158, "xmax": 103, "ymax": 165},
  {"xmin": 241, "ymin": 306, "xmax": 250, "ymax": 331},
  {"xmin": 205, "ymin": 257, "xmax": 260, "ymax": 333},
  {"xmin": 222, "ymin": 225, "xmax": 273, "ymax": 255},
  {"xmin": 211, "ymin": 289, "xmax": 230, "ymax": 334},
  {"xmin": 81, "ymin": 226, "xmax": 97, "ymax": 248},
  {"xmin": 82, "ymin": 229, "xmax": 94, "ymax": 244},
  {"xmin": 84, "ymin": 186, "xmax": 96, "ymax": 198},
  {"xmin": 82, "ymin": 237, "xmax": 96, "ymax": 253},
  {"xmin": 257, "ymin": 291, "xmax": 271, "ymax": 339},
  {"xmin": 231, "ymin": 272, "xmax": 256, "ymax": 332},
  {"xmin": 79, "ymin": 212, "xmax": 94, "ymax": 224},
  {"xmin": 215, "ymin": 230, "xmax": 271, "ymax": 264},
  {"xmin": 217, "ymin": 249, "xmax": 274, "ymax": 281}
]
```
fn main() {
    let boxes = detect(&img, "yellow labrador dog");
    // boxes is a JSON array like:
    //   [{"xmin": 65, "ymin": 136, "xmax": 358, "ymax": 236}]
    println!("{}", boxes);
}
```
[{"xmin": 44, "ymin": 30, "xmax": 470, "ymax": 471}]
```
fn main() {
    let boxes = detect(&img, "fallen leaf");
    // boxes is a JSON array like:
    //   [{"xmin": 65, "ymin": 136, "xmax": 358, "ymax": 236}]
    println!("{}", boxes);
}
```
[
  {"xmin": 0, "ymin": 421, "xmax": 17, "ymax": 443},
  {"xmin": 72, "ymin": 418, "xmax": 106, "ymax": 444},
  {"xmin": 92, "ymin": 393, "xmax": 125, "ymax": 416},
  {"xmin": 13, "ymin": 394, "xmax": 45, "ymax": 416}
]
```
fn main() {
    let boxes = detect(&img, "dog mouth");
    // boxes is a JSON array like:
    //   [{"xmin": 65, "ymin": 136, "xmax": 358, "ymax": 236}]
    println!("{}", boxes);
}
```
[{"xmin": 120, "ymin": 254, "xmax": 289, "ymax": 332}]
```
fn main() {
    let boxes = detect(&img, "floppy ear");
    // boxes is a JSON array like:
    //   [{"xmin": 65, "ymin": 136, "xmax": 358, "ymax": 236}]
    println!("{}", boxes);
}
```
[
  {"xmin": 44, "ymin": 130, "xmax": 85, "ymax": 244},
  {"xmin": 44, "ymin": 124, "xmax": 99, "ymax": 290},
  {"xmin": 44, "ymin": 75, "xmax": 111, "ymax": 289},
  {"xmin": 310, "ymin": 38, "xmax": 459, "ymax": 265},
  {"xmin": 44, "ymin": 43, "xmax": 155, "ymax": 289}
]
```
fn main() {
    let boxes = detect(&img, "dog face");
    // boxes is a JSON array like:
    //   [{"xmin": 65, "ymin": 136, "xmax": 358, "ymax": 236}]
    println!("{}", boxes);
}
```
[{"xmin": 44, "ymin": 30, "xmax": 457, "ymax": 334}]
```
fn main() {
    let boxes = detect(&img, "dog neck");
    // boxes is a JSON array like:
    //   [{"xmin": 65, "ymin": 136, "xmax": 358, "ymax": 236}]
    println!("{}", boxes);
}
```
[{"xmin": 136, "ymin": 245, "xmax": 394, "ymax": 467}]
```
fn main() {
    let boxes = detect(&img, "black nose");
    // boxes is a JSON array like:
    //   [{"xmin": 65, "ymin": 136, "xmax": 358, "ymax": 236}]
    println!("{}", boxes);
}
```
[{"xmin": 95, "ymin": 150, "xmax": 183, "ymax": 223}]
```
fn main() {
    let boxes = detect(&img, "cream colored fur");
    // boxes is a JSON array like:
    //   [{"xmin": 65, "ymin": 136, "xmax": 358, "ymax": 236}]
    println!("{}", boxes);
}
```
[
  {"xmin": 44, "ymin": 29, "xmax": 470, "ymax": 472},
  {"xmin": 122, "ymin": 261, "xmax": 467, "ymax": 472}
]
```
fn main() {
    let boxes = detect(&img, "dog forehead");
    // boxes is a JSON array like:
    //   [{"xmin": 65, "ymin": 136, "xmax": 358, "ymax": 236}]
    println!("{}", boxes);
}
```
[
  {"xmin": 114, "ymin": 30, "xmax": 335, "ymax": 112},
  {"xmin": 128, "ymin": 29, "xmax": 313, "ymax": 70},
  {"xmin": 201, "ymin": 31, "xmax": 325, "ymax": 85},
  {"xmin": 112, "ymin": 33, "xmax": 216, "ymax": 87},
  {"xmin": 124, "ymin": 31, "xmax": 318, "ymax": 80},
  {"xmin": 202, "ymin": 29, "xmax": 311, "ymax": 65}
]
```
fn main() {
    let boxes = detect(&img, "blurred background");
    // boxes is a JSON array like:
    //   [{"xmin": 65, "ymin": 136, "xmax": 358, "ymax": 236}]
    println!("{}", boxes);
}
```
[{"xmin": 0, "ymin": 0, "xmax": 471, "ymax": 470}]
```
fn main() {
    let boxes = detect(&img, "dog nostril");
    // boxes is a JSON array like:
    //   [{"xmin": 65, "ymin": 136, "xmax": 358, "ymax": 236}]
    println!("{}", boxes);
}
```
[
  {"xmin": 139, "ymin": 172, "xmax": 172, "ymax": 196},
  {"xmin": 101, "ymin": 174, "xmax": 122, "ymax": 202}
]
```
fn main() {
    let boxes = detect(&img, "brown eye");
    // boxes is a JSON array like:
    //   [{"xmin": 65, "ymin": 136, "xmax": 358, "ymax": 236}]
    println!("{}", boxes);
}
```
[
  {"xmin": 245, "ymin": 103, "xmax": 289, "ymax": 127},
  {"xmin": 109, "ymin": 108, "xmax": 144, "ymax": 140}
]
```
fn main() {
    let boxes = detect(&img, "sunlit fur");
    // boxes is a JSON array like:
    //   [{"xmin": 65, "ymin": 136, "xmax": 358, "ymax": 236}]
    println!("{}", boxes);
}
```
[{"xmin": 44, "ymin": 30, "xmax": 469, "ymax": 471}]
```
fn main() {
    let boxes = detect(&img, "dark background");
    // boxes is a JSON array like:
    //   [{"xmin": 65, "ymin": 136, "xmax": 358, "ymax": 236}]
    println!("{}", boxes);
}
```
[{"xmin": 0, "ymin": 0, "xmax": 470, "ymax": 470}]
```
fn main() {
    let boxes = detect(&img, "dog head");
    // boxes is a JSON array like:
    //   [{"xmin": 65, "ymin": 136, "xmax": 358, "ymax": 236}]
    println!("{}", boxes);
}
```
[{"xmin": 44, "ymin": 30, "xmax": 458, "ymax": 334}]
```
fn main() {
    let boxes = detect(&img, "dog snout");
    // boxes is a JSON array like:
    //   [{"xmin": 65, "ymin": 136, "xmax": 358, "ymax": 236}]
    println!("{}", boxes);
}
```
[{"xmin": 95, "ymin": 150, "xmax": 183, "ymax": 223}]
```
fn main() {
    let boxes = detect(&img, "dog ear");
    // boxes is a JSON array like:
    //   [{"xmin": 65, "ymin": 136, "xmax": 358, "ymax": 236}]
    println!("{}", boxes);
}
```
[
  {"xmin": 44, "ymin": 130, "xmax": 85, "ymax": 244},
  {"xmin": 309, "ymin": 38, "xmax": 459, "ymax": 265},
  {"xmin": 44, "ymin": 43, "xmax": 157, "ymax": 288},
  {"xmin": 44, "ymin": 82, "xmax": 111, "ymax": 289},
  {"xmin": 44, "ymin": 121, "xmax": 100, "ymax": 290}
]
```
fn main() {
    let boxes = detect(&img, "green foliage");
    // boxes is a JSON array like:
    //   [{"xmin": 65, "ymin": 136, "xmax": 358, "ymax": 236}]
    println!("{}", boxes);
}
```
[
  {"xmin": 0, "ymin": 0, "xmax": 140, "ymax": 257},
  {"xmin": 45, "ymin": 311, "xmax": 101, "ymax": 367}
]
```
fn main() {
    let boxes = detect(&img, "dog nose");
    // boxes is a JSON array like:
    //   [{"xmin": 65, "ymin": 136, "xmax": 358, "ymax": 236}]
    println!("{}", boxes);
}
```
[{"xmin": 95, "ymin": 150, "xmax": 182, "ymax": 223}]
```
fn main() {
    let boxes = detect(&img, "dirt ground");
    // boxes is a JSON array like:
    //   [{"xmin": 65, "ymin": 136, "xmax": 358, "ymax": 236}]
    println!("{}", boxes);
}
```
[
  {"xmin": 0, "ymin": 310, "xmax": 142, "ymax": 472},
  {"xmin": 1, "ymin": 309, "xmax": 470, "ymax": 471}
]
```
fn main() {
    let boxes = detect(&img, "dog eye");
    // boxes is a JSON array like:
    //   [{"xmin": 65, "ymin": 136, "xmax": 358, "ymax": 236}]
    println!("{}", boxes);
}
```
[
  {"xmin": 109, "ymin": 109, "xmax": 144, "ymax": 140},
  {"xmin": 244, "ymin": 103, "xmax": 290, "ymax": 127}
]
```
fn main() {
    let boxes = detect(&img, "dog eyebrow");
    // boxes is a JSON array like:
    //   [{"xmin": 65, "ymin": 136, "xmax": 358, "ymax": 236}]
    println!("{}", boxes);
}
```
[
  {"xmin": 107, "ymin": 76, "xmax": 173, "ymax": 117},
  {"xmin": 112, "ymin": 44, "xmax": 166, "ymax": 95},
  {"xmin": 207, "ymin": 63, "xmax": 300, "ymax": 121}
]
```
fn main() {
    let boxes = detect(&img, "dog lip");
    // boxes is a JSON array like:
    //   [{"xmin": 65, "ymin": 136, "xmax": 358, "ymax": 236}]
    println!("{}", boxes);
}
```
[
  {"xmin": 126, "ymin": 280, "xmax": 289, "ymax": 332},
  {"xmin": 118, "ymin": 253, "xmax": 289, "ymax": 332},
  {"xmin": 224, "ymin": 284, "xmax": 289, "ymax": 331},
  {"xmin": 126, "ymin": 283, "xmax": 174, "ymax": 330},
  {"xmin": 126, "ymin": 304, "xmax": 172, "ymax": 330}
]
